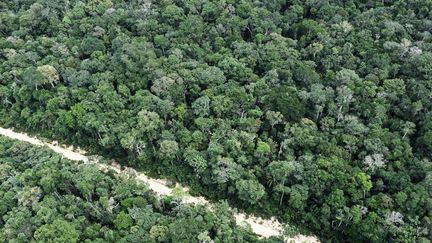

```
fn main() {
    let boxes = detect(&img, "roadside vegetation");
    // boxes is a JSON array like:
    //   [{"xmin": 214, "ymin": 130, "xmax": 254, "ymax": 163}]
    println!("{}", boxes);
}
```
[{"xmin": 0, "ymin": 136, "xmax": 271, "ymax": 242}]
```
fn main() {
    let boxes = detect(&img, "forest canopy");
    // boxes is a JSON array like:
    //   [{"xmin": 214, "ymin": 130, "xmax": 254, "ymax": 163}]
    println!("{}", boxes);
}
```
[{"xmin": 0, "ymin": 0, "xmax": 432, "ymax": 242}]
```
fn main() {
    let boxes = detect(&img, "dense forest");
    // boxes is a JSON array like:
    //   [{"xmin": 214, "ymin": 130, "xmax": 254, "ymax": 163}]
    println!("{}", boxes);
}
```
[
  {"xmin": 0, "ymin": 0, "xmax": 431, "ymax": 242},
  {"xmin": 0, "ymin": 136, "xmax": 271, "ymax": 242}
]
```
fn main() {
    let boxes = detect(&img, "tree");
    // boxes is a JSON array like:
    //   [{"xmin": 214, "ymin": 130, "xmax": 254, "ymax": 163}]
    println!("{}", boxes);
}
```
[
  {"xmin": 363, "ymin": 153, "xmax": 386, "ymax": 171},
  {"xmin": 235, "ymin": 179, "xmax": 266, "ymax": 204},
  {"xmin": 401, "ymin": 121, "xmax": 415, "ymax": 139},
  {"xmin": 266, "ymin": 160, "xmax": 295, "ymax": 204},
  {"xmin": 194, "ymin": 66, "xmax": 226, "ymax": 87},
  {"xmin": 86, "ymin": 0, "xmax": 113, "ymax": 14},
  {"xmin": 80, "ymin": 37, "xmax": 105, "ymax": 56},
  {"xmin": 212, "ymin": 156, "xmax": 241, "ymax": 184},
  {"xmin": 288, "ymin": 185, "xmax": 308, "ymax": 210},
  {"xmin": 161, "ymin": 4, "xmax": 184, "ymax": 25},
  {"xmin": 335, "ymin": 86, "xmax": 354, "ymax": 122},
  {"xmin": 382, "ymin": 78, "xmax": 405, "ymax": 101},
  {"xmin": 192, "ymin": 96, "xmax": 211, "ymax": 117},
  {"xmin": 150, "ymin": 75, "xmax": 185, "ymax": 102},
  {"xmin": 22, "ymin": 67, "xmax": 45, "ymax": 90},
  {"xmin": 266, "ymin": 161, "xmax": 295, "ymax": 184},
  {"xmin": 17, "ymin": 186, "xmax": 42, "ymax": 207},
  {"xmin": 149, "ymin": 225, "xmax": 168, "ymax": 242},
  {"xmin": 137, "ymin": 110, "xmax": 163, "ymax": 141},
  {"xmin": 114, "ymin": 211, "xmax": 133, "ymax": 230},
  {"xmin": 255, "ymin": 140, "xmax": 271, "ymax": 158},
  {"xmin": 159, "ymin": 140, "xmax": 179, "ymax": 161},
  {"xmin": 264, "ymin": 86, "xmax": 306, "ymax": 121},
  {"xmin": 265, "ymin": 110, "xmax": 283, "ymax": 130},
  {"xmin": 154, "ymin": 35, "xmax": 170, "ymax": 56},
  {"xmin": 184, "ymin": 148, "xmax": 207, "ymax": 174},
  {"xmin": 34, "ymin": 219, "xmax": 79, "ymax": 243},
  {"xmin": 355, "ymin": 172, "xmax": 373, "ymax": 198},
  {"xmin": 36, "ymin": 65, "xmax": 59, "ymax": 88},
  {"xmin": 299, "ymin": 84, "xmax": 334, "ymax": 121}
]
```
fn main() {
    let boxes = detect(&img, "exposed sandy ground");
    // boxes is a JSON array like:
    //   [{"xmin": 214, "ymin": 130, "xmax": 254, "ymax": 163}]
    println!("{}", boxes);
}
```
[{"xmin": 0, "ymin": 127, "xmax": 319, "ymax": 242}]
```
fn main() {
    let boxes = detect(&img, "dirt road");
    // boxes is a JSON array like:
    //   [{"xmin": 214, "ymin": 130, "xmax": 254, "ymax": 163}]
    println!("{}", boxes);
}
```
[{"xmin": 0, "ymin": 127, "xmax": 319, "ymax": 242}]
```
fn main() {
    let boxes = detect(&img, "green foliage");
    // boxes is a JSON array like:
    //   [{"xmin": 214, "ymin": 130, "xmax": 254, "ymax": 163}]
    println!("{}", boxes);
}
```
[
  {"xmin": 264, "ymin": 86, "xmax": 306, "ymax": 121},
  {"xmin": 80, "ymin": 37, "xmax": 105, "ymax": 56},
  {"xmin": 236, "ymin": 179, "xmax": 266, "ymax": 204},
  {"xmin": 114, "ymin": 211, "xmax": 133, "ymax": 230},
  {"xmin": 34, "ymin": 219, "xmax": 79, "ymax": 243},
  {"xmin": 1, "ymin": 0, "xmax": 432, "ymax": 242}
]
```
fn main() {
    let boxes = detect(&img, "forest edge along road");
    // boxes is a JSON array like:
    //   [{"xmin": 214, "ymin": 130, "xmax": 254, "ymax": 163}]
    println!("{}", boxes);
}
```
[{"xmin": 0, "ymin": 127, "xmax": 319, "ymax": 242}]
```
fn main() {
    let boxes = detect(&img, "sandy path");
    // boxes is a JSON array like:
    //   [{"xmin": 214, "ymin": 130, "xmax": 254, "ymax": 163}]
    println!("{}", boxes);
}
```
[{"xmin": 0, "ymin": 127, "xmax": 319, "ymax": 242}]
